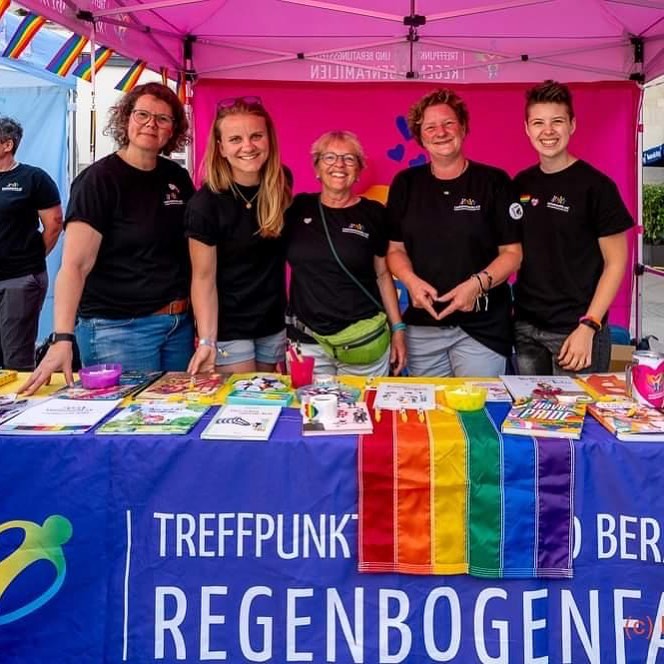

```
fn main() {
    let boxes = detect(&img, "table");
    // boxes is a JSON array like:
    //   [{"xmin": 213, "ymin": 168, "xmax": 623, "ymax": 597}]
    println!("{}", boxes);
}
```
[{"xmin": 1, "ymin": 383, "xmax": 664, "ymax": 663}]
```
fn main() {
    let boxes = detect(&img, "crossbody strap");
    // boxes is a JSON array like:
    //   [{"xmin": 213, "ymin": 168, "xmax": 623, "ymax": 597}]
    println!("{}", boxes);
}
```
[{"xmin": 318, "ymin": 197, "xmax": 383, "ymax": 311}]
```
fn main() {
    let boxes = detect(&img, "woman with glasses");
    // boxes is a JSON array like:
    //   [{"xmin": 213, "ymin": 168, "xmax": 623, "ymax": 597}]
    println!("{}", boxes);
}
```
[
  {"xmin": 386, "ymin": 88, "xmax": 522, "ymax": 377},
  {"xmin": 184, "ymin": 97, "xmax": 291, "ymax": 375},
  {"xmin": 21, "ymin": 82, "xmax": 194, "ymax": 394},
  {"xmin": 285, "ymin": 130, "xmax": 406, "ymax": 377}
]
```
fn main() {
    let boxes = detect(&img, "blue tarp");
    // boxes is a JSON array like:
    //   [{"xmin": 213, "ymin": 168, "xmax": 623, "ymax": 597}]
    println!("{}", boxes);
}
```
[{"xmin": 0, "ymin": 13, "xmax": 74, "ymax": 341}]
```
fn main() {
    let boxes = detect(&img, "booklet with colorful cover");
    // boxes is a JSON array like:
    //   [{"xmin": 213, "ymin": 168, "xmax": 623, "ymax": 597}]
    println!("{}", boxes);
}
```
[
  {"xmin": 96, "ymin": 402, "xmax": 209, "ymax": 435},
  {"xmin": 134, "ymin": 372, "xmax": 226, "ymax": 403},
  {"xmin": 56, "ymin": 370, "xmax": 163, "ymax": 401},
  {"xmin": 576, "ymin": 373, "xmax": 628, "ymax": 400},
  {"xmin": 201, "ymin": 404, "xmax": 281, "ymax": 441},
  {"xmin": 226, "ymin": 374, "xmax": 293, "ymax": 407},
  {"xmin": 0, "ymin": 398, "xmax": 120, "ymax": 435},
  {"xmin": 588, "ymin": 400, "xmax": 664, "ymax": 441},
  {"xmin": 501, "ymin": 399, "xmax": 587, "ymax": 439},
  {"xmin": 373, "ymin": 383, "xmax": 436, "ymax": 411},
  {"xmin": 303, "ymin": 401, "xmax": 373, "ymax": 436},
  {"xmin": 500, "ymin": 375, "xmax": 592, "ymax": 404}
]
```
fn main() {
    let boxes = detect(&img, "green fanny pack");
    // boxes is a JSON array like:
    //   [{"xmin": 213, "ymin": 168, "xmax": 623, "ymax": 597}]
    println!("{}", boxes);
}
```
[{"xmin": 311, "ymin": 312, "xmax": 390, "ymax": 365}]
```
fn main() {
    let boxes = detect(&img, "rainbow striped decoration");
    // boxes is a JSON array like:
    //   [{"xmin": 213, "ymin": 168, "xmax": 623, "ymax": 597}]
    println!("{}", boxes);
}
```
[
  {"xmin": 2, "ymin": 12, "xmax": 46, "ymax": 59},
  {"xmin": 0, "ymin": 0, "xmax": 11, "ymax": 24},
  {"xmin": 160, "ymin": 67, "xmax": 169, "ymax": 86},
  {"xmin": 72, "ymin": 46, "xmax": 113, "ymax": 81},
  {"xmin": 359, "ymin": 396, "xmax": 575, "ymax": 578},
  {"xmin": 114, "ymin": 59, "xmax": 146, "ymax": 92},
  {"xmin": 176, "ymin": 71, "xmax": 187, "ymax": 104},
  {"xmin": 45, "ymin": 33, "xmax": 88, "ymax": 77}
]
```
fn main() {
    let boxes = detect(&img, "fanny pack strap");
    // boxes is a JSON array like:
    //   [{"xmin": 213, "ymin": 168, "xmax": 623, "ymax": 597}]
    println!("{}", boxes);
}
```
[
  {"xmin": 285, "ymin": 313, "xmax": 318, "ymax": 339},
  {"xmin": 318, "ymin": 198, "xmax": 383, "ymax": 311}
]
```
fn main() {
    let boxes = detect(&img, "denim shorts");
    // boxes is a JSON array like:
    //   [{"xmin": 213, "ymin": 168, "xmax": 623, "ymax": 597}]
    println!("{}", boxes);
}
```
[{"xmin": 215, "ymin": 329, "xmax": 287, "ymax": 366}]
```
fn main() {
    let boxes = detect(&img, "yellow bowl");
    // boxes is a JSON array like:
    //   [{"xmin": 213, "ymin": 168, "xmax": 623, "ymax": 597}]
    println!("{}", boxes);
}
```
[{"xmin": 443, "ymin": 386, "xmax": 487, "ymax": 411}]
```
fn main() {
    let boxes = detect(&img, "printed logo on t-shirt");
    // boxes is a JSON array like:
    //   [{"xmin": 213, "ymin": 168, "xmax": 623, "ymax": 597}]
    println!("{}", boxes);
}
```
[
  {"xmin": 342, "ymin": 223, "xmax": 369, "ymax": 239},
  {"xmin": 163, "ymin": 183, "xmax": 184, "ymax": 206},
  {"xmin": 509, "ymin": 203, "xmax": 524, "ymax": 220},
  {"xmin": 453, "ymin": 198, "xmax": 481, "ymax": 212},
  {"xmin": 1, "ymin": 182, "xmax": 21, "ymax": 192},
  {"xmin": 546, "ymin": 194, "xmax": 570, "ymax": 213}
]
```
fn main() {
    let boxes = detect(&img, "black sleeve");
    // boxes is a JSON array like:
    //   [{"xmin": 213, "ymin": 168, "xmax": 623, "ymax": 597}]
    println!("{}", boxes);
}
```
[
  {"xmin": 386, "ymin": 170, "xmax": 408, "ymax": 243},
  {"xmin": 591, "ymin": 175, "xmax": 634, "ymax": 238},
  {"xmin": 65, "ymin": 163, "xmax": 114, "ymax": 235},
  {"xmin": 33, "ymin": 169, "xmax": 61, "ymax": 209},
  {"xmin": 184, "ymin": 187, "xmax": 220, "ymax": 246},
  {"xmin": 368, "ymin": 200, "xmax": 389, "ymax": 257},
  {"xmin": 491, "ymin": 168, "xmax": 522, "ymax": 246}
]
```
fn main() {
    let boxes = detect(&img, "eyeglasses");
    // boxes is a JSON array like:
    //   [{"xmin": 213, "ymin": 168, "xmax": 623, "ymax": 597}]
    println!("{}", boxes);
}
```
[
  {"xmin": 130, "ymin": 109, "xmax": 174, "ymax": 128},
  {"xmin": 217, "ymin": 95, "xmax": 263, "ymax": 111},
  {"xmin": 319, "ymin": 152, "xmax": 359, "ymax": 167}
]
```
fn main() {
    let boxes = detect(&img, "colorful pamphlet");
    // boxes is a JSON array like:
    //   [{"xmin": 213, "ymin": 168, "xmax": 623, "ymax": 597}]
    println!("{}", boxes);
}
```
[
  {"xmin": 201, "ymin": 405, "xmax": 281, "ymax": 441},
  {"xmin": 134, "ymin": 372, "xmax": 225, "ymax": 403},
  {"xmin": 501, "ymin": 399, "xmax": 587, "ymax": 439},
  {"xmin": 0, "ymin": 398, "xmax": 119, "ymax": 435},
  {"xmin": 56, "ymin": 370, "xmax": 163, "ymax": 401},
  {"xmin": 226, "ymin": 374, "xmax": 293, "ymax": 407},
  {"xmin": 500, "ymin": 375, "xmax": 591, "ymax": 404},
  {"xmin": 96, "ymin": 402, "xmax": 209, "ymax": 435},
  {"xmin": 296, "ymin": 383, "xmax": 361, "ymax": 404},
  {"xmin": 465, "ymin": 380, "xmax": 512, "ymax": 402},
  {"xmin": 0, "ymin": 370, "xmax": 17, "ymax": 387},
  {"xmin": 588, "ymin": 400, "xmax": 664, "ymax": 441},
  {"xmin": 0, "ymin": 397, "xmax": 47, "ymax": 425},
  {"xmin": 303, "ymin": 401, "xmax": 373, "ymax": 436},
  {"xmin": 373, "ymin": 383, "xmax": 436, "ymax": 411},
  {"xmin": 576, "ymin": 373, "xmax": 628, "ymax": 400}
]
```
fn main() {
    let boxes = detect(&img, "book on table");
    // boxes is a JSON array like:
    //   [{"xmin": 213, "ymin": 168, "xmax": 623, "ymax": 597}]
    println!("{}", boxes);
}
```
[
  {"xmin": 501, "ymin": 399, "xmax": 587, "ymax": 439},
  {"xmin": 133, "ymin": 372, "xmax": 225, "ymax": 403},
  {"xmin": 303, "ymin": 401, "xmax": 373, "ymax": 436},
  {"xmin": 588, "ymin": 400, "xmax": 664, "ymax": 441},
  {"xmin": 373, "ymin": 383, "xmax": 436, "ymax": 411},
  {"xmin": 576, "ymin": 373, "xmax": 628, "ymax": 400},
  {"xmin": 96, "ymin": 402, "xmax": 209, "ymax": 435},
  {"xmin": 201, "ymin": 405, "xmax": 281, "ymax": 441},
  {"xmin": 55, "ymin": 370, "xmax": 163, "ymax": 401},
  {"xmin": 226, "ymin": 374, "xmax": 293, "ymax": 407},
  {"xmin": 499, "ymin": 375, "xmax": 592, "ymax": 404}
]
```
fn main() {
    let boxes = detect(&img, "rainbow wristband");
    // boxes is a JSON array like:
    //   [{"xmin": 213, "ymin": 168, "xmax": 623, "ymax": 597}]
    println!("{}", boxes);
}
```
[{"xmin": 391, "ymin": 322, "xmax": 407, "ymax": 333}]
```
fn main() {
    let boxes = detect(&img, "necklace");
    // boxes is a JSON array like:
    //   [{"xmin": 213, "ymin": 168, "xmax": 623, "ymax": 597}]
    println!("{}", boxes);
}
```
[{"xmin": 230, "ymin": 181, "xmax": 259, "ymax": 209}]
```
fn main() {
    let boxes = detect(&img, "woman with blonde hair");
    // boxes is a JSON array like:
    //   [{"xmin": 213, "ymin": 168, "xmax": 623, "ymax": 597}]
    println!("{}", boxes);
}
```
[{"xmin": 185, "ymin": 96, "xmax": 292, "ymax": 374}]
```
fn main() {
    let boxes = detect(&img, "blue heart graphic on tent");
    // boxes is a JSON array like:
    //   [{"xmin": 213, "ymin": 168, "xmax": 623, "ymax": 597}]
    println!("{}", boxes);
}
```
[
  {"xmin": 387, "ymin": 144, "xmax": 405, "ymax": 161},
  {"xmin": 409, "ymin": 154, "xmax": 427, "ymax": 167},
  {"xmin": 396, "ymin": 116, "xmax": 412, "ymax": 140}
]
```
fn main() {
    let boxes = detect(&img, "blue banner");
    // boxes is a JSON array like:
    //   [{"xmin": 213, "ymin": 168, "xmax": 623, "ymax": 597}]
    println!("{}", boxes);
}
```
[{"xmin": 2, "ymin": 411, "xmax": 664, "ymax": 662}]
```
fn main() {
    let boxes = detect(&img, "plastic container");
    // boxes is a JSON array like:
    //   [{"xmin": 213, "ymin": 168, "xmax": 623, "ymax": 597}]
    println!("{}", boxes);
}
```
[
  {"xmin": 79, "ymin": 363, "xmax": 122, "ymax": 389},
  {"xmin": 290, "ymin": 356, "xmax": 315, "ymax": 389},
  {"xmin": 443, "ymin": 385, "xmax": 487, "ymax": 412}
]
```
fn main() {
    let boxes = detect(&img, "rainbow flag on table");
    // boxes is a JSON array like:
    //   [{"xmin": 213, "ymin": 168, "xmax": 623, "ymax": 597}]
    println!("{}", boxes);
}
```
[
  {"xmin": 72, "ymin": 46, "xmax": 113, "ymax": 81},
  {"xmin": 114, "ymin": 59, "xmax": 146, "ymax": 92},
  {"xmin": 45, "ymin": 33, "xmax": 88, "ymax": 77},
  {"xmin": 2, "ymin": 12, "xmax": 46, "ymax": 59},
  {"xmin": 359, "ymin": 396, "xmax": 575, "ymax": 578}
]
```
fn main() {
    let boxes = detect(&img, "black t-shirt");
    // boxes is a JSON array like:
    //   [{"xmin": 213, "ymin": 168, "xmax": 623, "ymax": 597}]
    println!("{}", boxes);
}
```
[
  {"xmin": 285, "ymin": 194, "xmax": 388, "ymax": 339},
  {"xmin": 0, "ymin": 163, "xmax": 60, "ymax": 280},
  {"xmin": 387, "ymin": 161, "xmax": 521, "ymax": 357},
  {"xmin": 513, "ymin": 160, "xmax": 633, "ymax": 333},
  {"xmin": 65, "ymin": 153, "xmax": 194, "ymax": 318},
  {"xmin": 185, "ymin": 184, "xmax": 286, "ymax": 340}
]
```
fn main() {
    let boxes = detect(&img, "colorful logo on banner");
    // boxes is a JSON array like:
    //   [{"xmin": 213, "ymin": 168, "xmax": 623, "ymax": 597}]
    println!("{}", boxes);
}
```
[{"xmin": 0, "ymin": 515, "xmax": 73, "ymax": 624}]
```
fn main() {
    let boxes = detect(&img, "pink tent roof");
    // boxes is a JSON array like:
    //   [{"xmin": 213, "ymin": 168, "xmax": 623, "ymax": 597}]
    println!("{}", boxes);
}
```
[{"xmin": 12, "ymin": 0, "xmax": 664, "ymax": 83}]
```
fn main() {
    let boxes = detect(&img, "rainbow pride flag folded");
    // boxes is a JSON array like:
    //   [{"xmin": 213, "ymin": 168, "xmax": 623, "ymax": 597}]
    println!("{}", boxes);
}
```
[
  {"xmin": 359, "ymin": 395, "xmax": 575, "ymax": 578},
  {"xmin": 46, "ymin": 33, "xmax": 88, "ymax": 77},
  {"xmin": 2, "ymin": 12, "xmax": 46, "ymax": 59},
  {"xmin": 72, "ymin": 46, "xmax": 113, "ymax": 81},
  {"xmin": 114, "ymin": 59, "xmax": 146, "ymax": 92}
]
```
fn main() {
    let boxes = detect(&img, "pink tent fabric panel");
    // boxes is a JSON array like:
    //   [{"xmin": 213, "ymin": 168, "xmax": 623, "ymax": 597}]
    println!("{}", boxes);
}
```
[{"xmin": 192, "ymin": 79, "xmax": 639, "ymax": 328}]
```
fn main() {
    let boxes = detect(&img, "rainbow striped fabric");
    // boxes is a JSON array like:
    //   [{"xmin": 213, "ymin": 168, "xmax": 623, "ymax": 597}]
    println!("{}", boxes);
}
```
[
  {"xmin": 46, "ymin": 33, "xmax": 88, "ymax": 77},
  {"xmin": 114, "ymin": 59, "xmax": 146, "ymax": 92},
  {"xmin": 2, "ymin": 12, "xmax": 46, "ymax": 59},
  {"xmin": 72, "ymin": 46, "xmax": 113, "ymax": 81},
  {"xmin": 0, "ymin": 0, "xmax": 11, "ymax": 24},
  {"xmin": 359, "ymin": 395, "xmax": 575, "ymax": 578}
]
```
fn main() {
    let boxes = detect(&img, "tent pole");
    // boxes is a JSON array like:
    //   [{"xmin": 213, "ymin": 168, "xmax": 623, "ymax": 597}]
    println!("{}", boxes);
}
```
[
  {"xmin": 68, "ymin": 88, "xmax": 77, "ymax": 186},
  {"xmin": 89, "ymin": 27, "xmax": 97, "ymax": 164},
  {"xmin": 635, "ymin": 91, "xmax": 644, "ymax": 343},
  {"xmin": 184, "ymin": 35, "xmax": 194, "ymax": 176}
]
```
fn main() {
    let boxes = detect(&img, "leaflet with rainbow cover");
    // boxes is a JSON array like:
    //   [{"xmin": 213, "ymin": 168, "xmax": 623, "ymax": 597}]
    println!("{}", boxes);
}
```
[{"xmin": 501, "ymin": 399, "xmax": 586, "ymax": 439}]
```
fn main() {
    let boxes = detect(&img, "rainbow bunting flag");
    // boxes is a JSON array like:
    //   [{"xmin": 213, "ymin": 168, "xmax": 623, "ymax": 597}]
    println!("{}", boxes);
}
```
[
  {"xmin": 0, "ymin": 0, "xmax": 11, "ymax": 23},
  {"xmin": 72, "ymin": 46, "xmax": 113, "ymax": 81},
  {"xmin": 114, "ymin": 59, "xmax": 146, "ymax": 92},
  {"xmin": 359, "ymin": 395, "xmax": 575, "ymax": 578},
  {"xmin": 2, "ymin": 12, "xmax": 46, "ymax": 59},
  {"xmin": 45, "ymin": 33, "xmax": 88, "ymax": 77},
  {"xmin": 176, "ymin": 71, "xmax": 187, "ymax": 104}
]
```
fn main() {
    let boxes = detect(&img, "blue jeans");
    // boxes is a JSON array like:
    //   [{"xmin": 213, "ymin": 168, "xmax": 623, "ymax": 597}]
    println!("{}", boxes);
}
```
[{"xmin": 76, "ymin": 313, "xmax": 194, "ymax": 371}]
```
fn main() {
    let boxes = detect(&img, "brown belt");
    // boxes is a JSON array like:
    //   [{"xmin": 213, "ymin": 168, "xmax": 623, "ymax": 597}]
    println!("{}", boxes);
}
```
[{"xmin": 153, "ymin": 298, "xmax": 189, "ymax": 315}]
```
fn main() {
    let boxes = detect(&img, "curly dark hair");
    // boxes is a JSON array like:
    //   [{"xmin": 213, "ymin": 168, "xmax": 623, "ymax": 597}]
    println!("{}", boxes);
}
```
[
  {"xmin": 407, "ymin": 88, "xmax": 469, "ymax": 147},
  {"xmin": 525, "ymin": 80, "xmax": 575, "ymax": 121},
  {"xmin": 105, "ymin": 82, "xmax": 190, "ymax": 155}
]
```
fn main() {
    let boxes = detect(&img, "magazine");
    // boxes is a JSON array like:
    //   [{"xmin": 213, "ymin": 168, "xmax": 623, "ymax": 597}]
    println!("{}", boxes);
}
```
[
  {"xmin": 226, "ymin": 374, "xmax": 293, "ymax": 407},
  {"xmin": 303, "ymin": 401, "xmax": 373, "ymax": 436},
  {"xmin": 134, "ymin": 372, "xmax": 226, "ymax": 403},
  {"xmin": 500, "ymin": 375, "xmax": 591, "ymax": 404},
  {"xmin": 576, "ymin": 373, "xmax": 628, "ymax": 400},
  {"xmin": 588, "ymin": 401, "xmax": 664, "ymax": 441},
  {"xmin": 201, "ymin": 405, "xmax": 281, "ymax": 441},
  {"xmin": 56, "ymin": 370, "xmax": 163, "ymax": 401},
  {"xmin": 97, "ymin": 402, "xmax": 209, "ymax": 435},
  {"xmin": 373, "ymin": 383, "xmax": 436, "ymax": 411},
  {"xmin": 501, "ymin": 399, "xmax": 587, "ymax": 439},
  {"xmin": 0, "ymin": 398, "xmax": 119, "ymax": 435}
]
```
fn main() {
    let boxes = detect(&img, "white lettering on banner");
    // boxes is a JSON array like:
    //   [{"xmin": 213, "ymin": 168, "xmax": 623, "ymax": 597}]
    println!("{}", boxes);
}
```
[
  {"xmin": 561, "ymin": 589, "xmax": 600, "ymax": 663},
  {"xmin": 309, "ymin": 64, "xmax": 397, "ymax": 81},
  {"xmin": 474, "ymin": 588, "xmax": 508, "ymax": 664},
  {"xmin": 596, "ymin": 513, "xmax": 663, "ymax": 562},
  {"xmin": 573, "ymin": 517, "xmax": 582, "ymax": 559},
  {"xmin": 523, "ymin": 589, "xmax": 548, "ymax": 664},
  {"xmin": 153, "ymin": 512, "xmax": 356, "ymax": 559},
  {"xmin": 152, "ymin": 584, "xmax": 664, "ymax": 662}
]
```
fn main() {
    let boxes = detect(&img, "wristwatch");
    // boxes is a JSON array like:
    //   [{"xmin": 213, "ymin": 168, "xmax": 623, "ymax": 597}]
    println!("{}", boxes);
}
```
[{"xmin": 47, "ymin": 332, "xmax": 76, "ymax": 345}]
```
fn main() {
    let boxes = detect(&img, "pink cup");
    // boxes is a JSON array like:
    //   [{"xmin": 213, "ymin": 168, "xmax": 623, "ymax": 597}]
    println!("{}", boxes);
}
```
[{"xmin": 290, "ymin": 356, "xmax": 315, "ymax": 388}]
